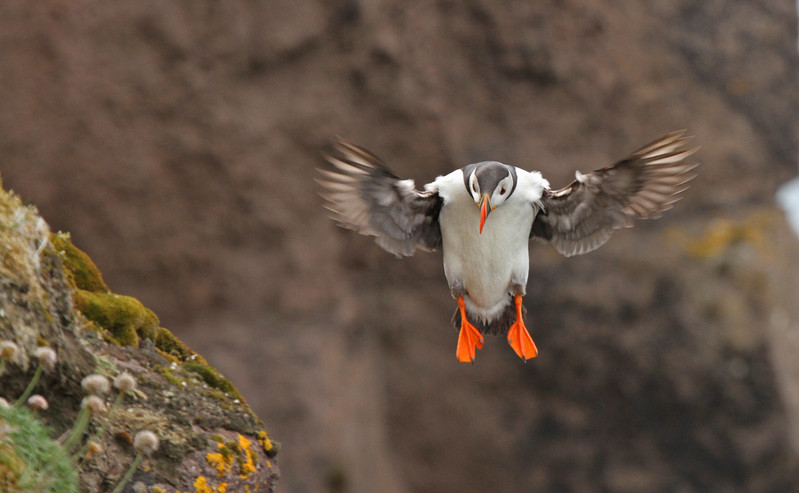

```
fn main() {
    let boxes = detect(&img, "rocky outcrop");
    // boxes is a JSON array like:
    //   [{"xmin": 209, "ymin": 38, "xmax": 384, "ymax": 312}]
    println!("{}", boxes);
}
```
[{"xmin": 0, "ymin": 180, "xmax": 278, "ymax": 492}]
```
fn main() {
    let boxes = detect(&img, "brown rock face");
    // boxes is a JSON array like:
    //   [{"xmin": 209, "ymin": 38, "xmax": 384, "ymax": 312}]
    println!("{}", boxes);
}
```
[{"xmin": 1, "ymin": 1, "xmax": 798, "ymax": 492}]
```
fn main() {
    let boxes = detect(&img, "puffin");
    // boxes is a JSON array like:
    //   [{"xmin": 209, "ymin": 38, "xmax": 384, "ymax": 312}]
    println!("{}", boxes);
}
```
[{"xmin": 318, "ymin": 131, "xmax": 698, "ymax": 363}]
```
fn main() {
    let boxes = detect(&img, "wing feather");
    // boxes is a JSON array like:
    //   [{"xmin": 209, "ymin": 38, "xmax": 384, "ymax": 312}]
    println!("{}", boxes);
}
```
[
  {"xmin": 318, "ymin": 139, "xmax": 443, "ymax": 257},
  {"xmin": 532, "ymin": 130, "xmax": 699, "ymax": 257}
]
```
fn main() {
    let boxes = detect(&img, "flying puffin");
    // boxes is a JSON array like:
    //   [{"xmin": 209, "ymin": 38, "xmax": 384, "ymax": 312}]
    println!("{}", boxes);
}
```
[{"xmin": 318, "ymin": 131, "xmax": 698, "ymax": 363}]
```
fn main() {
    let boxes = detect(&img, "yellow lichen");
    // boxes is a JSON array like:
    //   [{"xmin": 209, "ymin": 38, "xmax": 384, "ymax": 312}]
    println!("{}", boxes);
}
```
[
  {"xmin": 151, "ymin": 487, "xmax": 167, "ymax": 493},
  {"xmin": 193, "ymin": 476, "xmax": 212, "ymax": 493},
  {"xmin": 206, "ymin": 442, "xmax": 234, "ymax": 478},
  {"xmin": 667, "ymin": 212, "xmax": 775, "ymax": 259},
  {"xmin": 237, "ymin": 434, "xmax": 256, "ymax": 478},
  {"xmin": 256, "ymin": 430, "xmax": 280, "ymax": 459},
  {"xmin": 205, "ymin": 434, "xmax": 260, "ymax": 482},
  {"xmin": 256, "ymin": 430, "xmax": 277, "ymax": 458},
  {"xmin": 192, "ymin": 474, "xmax": 229, "ymax": 493}
]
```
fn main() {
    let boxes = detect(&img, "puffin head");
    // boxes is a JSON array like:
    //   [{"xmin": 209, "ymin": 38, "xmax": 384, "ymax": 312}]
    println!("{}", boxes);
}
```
[{"xmin": 463, "ymin": 162, "xmax": 517, "ymax": 233}]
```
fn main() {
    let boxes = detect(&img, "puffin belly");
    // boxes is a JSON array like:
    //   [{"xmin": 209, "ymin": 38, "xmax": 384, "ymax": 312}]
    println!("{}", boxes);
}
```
[{"xmin": 440, "ymin": 199, "xmax": 533, "ymax": 316}]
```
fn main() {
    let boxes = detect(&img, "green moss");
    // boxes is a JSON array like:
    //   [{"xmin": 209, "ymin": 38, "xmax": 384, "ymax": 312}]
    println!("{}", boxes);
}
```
[
  {"xmin": 155, "ymin": 327, "xmax": 199, "ymax": 361},
  {"xmin": 206, "ymin": 388, "xmax": 234, "ymax": 407},
  {"xmin": 81, "ymin": 318, "xmax": 105, "ymax": 335},
  {"xmin": 0, "ymin": 406, "xmax": 78, "ymax": 493},
  {"xmin": 184, "ymin": 362, "xmax": 241, "ymax": 399},
  {"xmin": 75, "ymin": 290, "xmax": 160, "ymax": 347},
  {"xmin": 50, "ymin": 232, "xmax": 109, "ymax": 293},
  {"xmin": 51, "ymin": 233, "xmax": 161, "ymax": 346},
  {"xmin": 42, "ymin": 209, "xmax": 258, "ymax": 427},
  {"xmin": 155, "ymin": 365, "xmax": 184, "ymax": 387},
  {"xmin": 221, "ymin": 441, "xmax": 237, "ymax": 459},
  {"xmin": 139, "ymin": 308, "xmax": 160, "ymax": 342}
]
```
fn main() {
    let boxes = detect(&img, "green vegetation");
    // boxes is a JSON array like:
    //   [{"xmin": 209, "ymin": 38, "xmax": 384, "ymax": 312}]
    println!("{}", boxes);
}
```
[
  {"xmin": 49, "ymin": 232, "xmax": 109, "ymax": 293},
  {"xmin": 75, "ymin": 290, "xmax": 159, "ymax": 347},
  {"xmin": 184, "ymin": 361, "xmax": 243, "ymax": 402},
  {"xmin": 0, "ymin": 182, "xmax": 277, "ymax": 491},
  {"xmin": 155, "ymin": 327, "xmax": 197, "ymax": 361},
  {"xmin": 0, "ymin": 405, "xmax": 78, "ymax": 493}
]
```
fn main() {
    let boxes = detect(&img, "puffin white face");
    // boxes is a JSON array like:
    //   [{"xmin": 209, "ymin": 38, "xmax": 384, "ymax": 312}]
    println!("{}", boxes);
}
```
[
  {"xmin": 464, "ymin": 162, "xmax": 517, "ymax": 233},
  {"xmin": 488, "ymin": 174, "xmax": 515, "ymax": 207}
]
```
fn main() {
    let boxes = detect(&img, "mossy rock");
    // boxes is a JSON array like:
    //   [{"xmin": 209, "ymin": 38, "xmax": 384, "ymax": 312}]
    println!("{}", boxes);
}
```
[
  {"xmin": 0, "ymin": 405, "xmax": 78, "ymax": 493},
  {"xmin": 155, "ymin": 327, "xmax": 200, "ymax": 362},
  {"xmin": 184, "ymin": 361, "xmax": 243, "ymax": 401},
  {"xmin": 50, "ymin": 233, "xmax": 109, "ymax": 293},
  {"xmin": 0, "ymin": 179, "xmax": 278, "ymax": 491},
  {"xmin": 75, "ymin": 290, "xmax": 159, "ymax": 347}
]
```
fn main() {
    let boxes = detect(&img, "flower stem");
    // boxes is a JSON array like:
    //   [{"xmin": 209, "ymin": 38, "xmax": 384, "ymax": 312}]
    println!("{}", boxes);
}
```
[
  {"xmin": 63, "ymin": 405, "xmax": 90, "ymax": 452},
  {"xmin": 14, "ymin": 365, "xmax": 43, "ymax": 406},
  {"xmin": 74, "ymin": 393, "xmax": 123, "ymax": 461},
  {"xmin": 111, "ymin": 453, "xmax": 143, "ymax": 493}
]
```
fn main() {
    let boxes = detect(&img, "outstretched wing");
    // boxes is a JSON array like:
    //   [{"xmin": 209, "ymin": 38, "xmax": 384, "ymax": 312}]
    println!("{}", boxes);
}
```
[
  {"xmin": 318, "ymin": 139, "xmax": 443, "ymax": 257},
  {"xmin": 531, "ymin": 130, "xmax": 699, "ymax": 257}
]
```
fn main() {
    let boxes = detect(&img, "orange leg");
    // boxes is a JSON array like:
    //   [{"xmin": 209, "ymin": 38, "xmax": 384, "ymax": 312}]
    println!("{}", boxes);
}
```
[
  {"xmin": 507, "ymin": 295, "xmax": 538, "ymax": 360},
  {"xmin": 455, "ymin": 297, "xmax": 484, "ymax": 363}
]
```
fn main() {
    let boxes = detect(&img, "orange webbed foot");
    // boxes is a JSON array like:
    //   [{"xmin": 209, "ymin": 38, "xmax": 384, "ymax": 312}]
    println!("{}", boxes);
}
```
[
  {"xmin": 507, "ymin": 295, "xmax": 538, "ymax": 361},
  {"xmin": 456, "ymin": 297, "xmax": 484, "ymax": 363}
]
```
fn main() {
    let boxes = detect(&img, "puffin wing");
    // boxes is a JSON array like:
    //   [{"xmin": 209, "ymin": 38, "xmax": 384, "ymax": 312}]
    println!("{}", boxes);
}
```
[
  {"xmin": 318, "ymin": 139, "xmax": 443, "ymax": 257},
  {"xmin": 531, "ymin": 130, "xmax": 699, "ymax": 257}
]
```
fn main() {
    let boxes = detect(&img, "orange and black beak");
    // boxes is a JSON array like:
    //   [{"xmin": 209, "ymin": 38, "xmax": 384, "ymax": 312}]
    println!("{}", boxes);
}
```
[{"xmin": 479, "ymin": 193, "xmax": 492, "ymax": 234}]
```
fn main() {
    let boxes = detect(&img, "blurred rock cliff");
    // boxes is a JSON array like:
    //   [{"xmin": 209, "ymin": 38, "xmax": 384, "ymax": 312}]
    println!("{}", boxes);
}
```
[{"xmin": 1, "ymin": 1, "xmax": 798, "ymax": 491}]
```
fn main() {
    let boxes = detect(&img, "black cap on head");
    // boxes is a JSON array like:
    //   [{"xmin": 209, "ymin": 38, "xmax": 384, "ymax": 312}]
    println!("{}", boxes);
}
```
[{"xmin": 463, "ymin": 161, "xmax": 517, "ymax": 197}]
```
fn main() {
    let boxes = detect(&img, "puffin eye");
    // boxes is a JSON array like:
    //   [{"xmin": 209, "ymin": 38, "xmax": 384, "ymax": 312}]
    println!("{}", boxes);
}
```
[{"xmin": 500, "ymin": 187, "xmax": 506, "ymax": 195}]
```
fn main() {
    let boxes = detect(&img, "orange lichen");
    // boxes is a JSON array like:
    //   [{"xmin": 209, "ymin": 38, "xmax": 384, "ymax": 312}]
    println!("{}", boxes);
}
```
[
  {"xmin": 256, "ymin": 430, "xmax": 277, "ymax": 458},
  {"xmin": 205, "ymin": 443, "xmax": 234, "ymax": 478},
  {"xmin": 667, "ymin": 212, "xmax": 775, "ymax": 259},
  {"xmin": 204, "ymin": 434, "xmax": 260, "ymax": 485},
  {"xmin": 237, "ymin": 434, "xmax": 256, "ymax": 478},
  {"xmin": 191, "ymin": 474, "xmax": 229, "ymax": 493},
  {"xmin": 193, "ymin": 476, "xmax": 212, "ymax": 493}
]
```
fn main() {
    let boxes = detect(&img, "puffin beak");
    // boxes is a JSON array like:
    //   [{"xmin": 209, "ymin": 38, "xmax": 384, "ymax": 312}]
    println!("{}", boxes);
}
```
[{"xmin": 479, "ymin": 193, "xmax": 492, "ymax": 234}]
